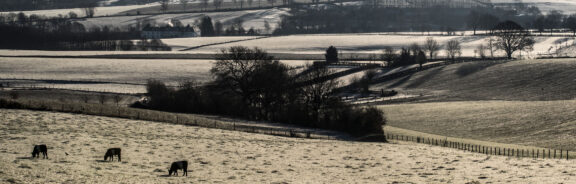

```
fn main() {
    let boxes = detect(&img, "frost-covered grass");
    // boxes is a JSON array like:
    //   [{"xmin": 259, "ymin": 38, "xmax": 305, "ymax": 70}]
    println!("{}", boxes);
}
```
[
  {"xmin": 0, "ymin": 57, "xmax": 310, "ymax": 93},
  {"xmin": 380, "ymin": 100, "xmax": 576, "ymax": 151},
  {"xmin": 0, "ymin": 34, "xmax": 572, "ymax": 59},
  {"xmin": 183, "ymin": 34, "xmax": 575, "ymax": 58},
  {"xmin": 1, "ymin": 109, "xmax": 575, "ymax": 183}
]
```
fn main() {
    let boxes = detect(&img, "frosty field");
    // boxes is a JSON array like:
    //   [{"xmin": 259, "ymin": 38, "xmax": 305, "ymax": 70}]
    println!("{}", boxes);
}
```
[
  {"xmin": 1, "ymin": 109, "xmax": 575, "ymax": 183},
  {"xmin": 0, "ymin": 57, "xmax": 310, "ymax": 93},
  {"xmin": 185, "ymin": 34, "xmax": 575, "ymax": 58},
  {"xmin": 0, "ymin": 34, "xmax": 573, "ymax": 60}
]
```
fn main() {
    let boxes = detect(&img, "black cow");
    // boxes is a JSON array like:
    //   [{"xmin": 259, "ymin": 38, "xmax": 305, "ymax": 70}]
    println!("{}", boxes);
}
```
[
  {"xmin": 104, "ymin": 148, "xmax": 121, "ymax": 162},
  {"xmin": 31, "ymin": 145, "xmax": 48, "ymax": 159},
  {"xmin": 169, "ymin": 161, "xmax": 188, "ymax": 176}
]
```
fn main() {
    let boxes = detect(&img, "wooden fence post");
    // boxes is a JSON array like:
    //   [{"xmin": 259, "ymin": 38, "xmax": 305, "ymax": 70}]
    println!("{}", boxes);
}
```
[
  {"xmin": 554, "ymin": 150, "xmax": 556, "ymax": 159},
  {"xmin": 567, "ymin": 150, "xmax": 569, "ymax": 160}
]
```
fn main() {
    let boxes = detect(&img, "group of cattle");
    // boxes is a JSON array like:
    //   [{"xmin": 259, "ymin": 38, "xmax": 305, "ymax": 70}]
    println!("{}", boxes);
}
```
[{"xmin": 31, "ymin": 145, "xmax": 189, "ymax": 176}]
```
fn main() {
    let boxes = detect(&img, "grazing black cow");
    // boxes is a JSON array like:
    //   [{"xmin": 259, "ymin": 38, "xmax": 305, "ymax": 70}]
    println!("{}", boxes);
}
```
[
  {"xmin": 31, "ymin": 145, "xmax": 48, "ymax": 159},
  {"xmin": 104, "ymin": 148, "xmax": 121, "ymax": 162},
  {"xmin": 169, "ymin": 161, "xmax": 188, "ymax": 176}
]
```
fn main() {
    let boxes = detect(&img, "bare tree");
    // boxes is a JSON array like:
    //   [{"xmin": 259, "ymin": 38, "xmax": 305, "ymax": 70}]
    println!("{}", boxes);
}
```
[
  {"xmin": 476, "ymin": 44, "xmax": 486, "ymax": 59},
  {"xmin": 239, "ymin": 0, "xmax": 245, "ymax": 8},
  {"xmin": 467, "ymin": 11, "xmax": 481, "ymax": 35},
  {"xmin": 113, "ymin": 95, "xmax": 123, "ymax": 106},
  {"xmin": 445, "ymin": 40, "xmax": 462, "ymax": 61},
  {"xmin": 179, "ymin": 0, "xmax": 189, "ymax": 10},
  {"xmin": 82, "ymin": 7, "xmax": 96, "ymax": 18},
  {"xmin": 492, "ymin": 21, "xmax": 535, "ymax": 59},
  {"xmin": 160, "ymin": 0, "xmax": 170, "ymax": 12},
  {"xmin": 409, "ymin": 42, "xmax": 421, "ymax": 56},
  {"xmin": 423, "ymin": 37, "xmax": 441, "ymax": 59},
  {"xmin": 380, "ymin": 46, "xmax": 397, "ymax": 67},
  {"xmin": 564, "ymin": 14, "xmax": 576, "ymax": 36},
  {"xmin": 299, "ymin": 66, "xmax": 339, "ymax": 122},
  {"xmin": 213, "ymin": 0, "xmax": 223, "ymax": 10},
  {"xmin": 264, "ymin": 20, "xmax": 271, "ymax": 34},
  {"xmin": 199, "ymin": 0, "xmax": 209, "ymax": 11},
  {"xmin": 486, "ymin": 38, "xmax": 496, "ymax": 58},
  {"xmin": 267, "ymin": 0, "xmax": 276, "ymax": 6},
  {"xmin": 98, "ymin": 94, "xmax": 107, "ymax": 104},
  {"xmin": 416, "ymin": 51, "xmax": 426, "ymax": 69},
  {"xmin": 211, "ymin": 46, "xmax": 290, "ymax": 119}
]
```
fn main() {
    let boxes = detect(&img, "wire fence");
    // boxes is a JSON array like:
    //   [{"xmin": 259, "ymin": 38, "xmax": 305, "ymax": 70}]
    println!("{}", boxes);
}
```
[
  {"xmin": 2, "ymin": 98, "xmax": 569, "ymax": 160},
  {"xmin": 0, "ymin": 99, "xmax": 340, "ymax": 140},
  {"xmin": 385, "ymin": 133, "xmax": 570, "ymax": 160}
]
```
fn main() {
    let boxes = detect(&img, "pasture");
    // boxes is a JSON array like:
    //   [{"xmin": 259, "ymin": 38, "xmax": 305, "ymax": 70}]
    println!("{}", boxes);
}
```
[
  {"xmin": 372, "ymin": 58, "xmax": 576, "ymax": 150},
  {"xmin": 1, "ymin": 109, "xmax": 575, "ymax": 183},
  {"xmin": 0, "ymin": 34, "xmax": 573, "ymax": 60},
  {"xmin": 372, "ymin": 58, "xmax": 576, "ymax": 101},
  {"xmin": 380, "ymin": 100, "xmax": 576, "ymax": 151},
  {"xmin": 173, "ymin": 34, "xmax": 575, "ymax": 59},
  {"xmin": 0, "ymin": 57, "xmax": 310, "ymax": 93}
]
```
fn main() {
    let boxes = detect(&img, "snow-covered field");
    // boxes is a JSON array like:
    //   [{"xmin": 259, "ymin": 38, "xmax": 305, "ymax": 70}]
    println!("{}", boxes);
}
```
[
  {"xmin": 1, "ymin": 109, "xmax": 575, "ymax": 183},
  {"xmin": 0, "ymin": 34, "xmax": 572, "ymax": 59},
  {"xmin": 182, "ymin": 34, "xmax": 575, "ymax": 58}
]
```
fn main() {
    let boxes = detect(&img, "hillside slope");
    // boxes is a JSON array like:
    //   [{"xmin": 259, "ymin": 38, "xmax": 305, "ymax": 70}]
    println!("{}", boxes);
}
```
[
  {"xmin": 372, "ymin": 59, "xmax": 576, "ymax": 101},
  {"xmin": 2, "ymin": 109, "xmax": 576, "ymax": 183}
]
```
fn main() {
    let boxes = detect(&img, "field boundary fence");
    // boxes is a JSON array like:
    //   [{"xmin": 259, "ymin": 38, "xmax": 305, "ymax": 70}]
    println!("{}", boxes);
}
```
[
  {"xmin": 0, "ymin": 99, "xmax": 340, "ymax": 140},
  {"xmin": 0, "ymin": 77, "xmax": 180, "ymax": 95},
  {"xmin": 384, "ymin": 133, "xmax": 571, "ymax": 160}
]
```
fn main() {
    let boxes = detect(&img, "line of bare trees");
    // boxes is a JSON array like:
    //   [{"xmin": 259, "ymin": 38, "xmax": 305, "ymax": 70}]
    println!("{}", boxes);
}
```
[
  {"xmin": 143, "ymin": 46, "xmax": 386, "ymax": 136},
  {"xmin": 379, "ymin": 21, "xmax": 533, "ymax": 62},
  {"xmin": 0, "ymin": 13, "xmax": 171, "ymax": 50}
]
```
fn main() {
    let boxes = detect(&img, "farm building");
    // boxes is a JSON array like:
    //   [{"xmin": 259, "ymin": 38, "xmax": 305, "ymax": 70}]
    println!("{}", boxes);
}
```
[{"xmin": 141, "ymin": 25, "xmax": 197, "ymax": 39}]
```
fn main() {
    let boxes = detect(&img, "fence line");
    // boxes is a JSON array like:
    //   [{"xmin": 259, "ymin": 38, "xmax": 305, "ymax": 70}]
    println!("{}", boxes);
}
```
[
  {"xmin": 3, "ymin": 99, "xmax": 568, "ymax": 160},
  {"xmin": 0, "ymin": 99, "xmax": 336, "ymax": 140},
  {"xmin": 384, "ymin": 133, "xmax": 570, "ymax": 160}
]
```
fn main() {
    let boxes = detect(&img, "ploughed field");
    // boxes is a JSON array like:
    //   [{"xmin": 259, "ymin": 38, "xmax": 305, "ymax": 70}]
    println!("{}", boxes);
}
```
[{"xmin": 1, "ymin": 109, "xmax": 576, "ymax": 183}]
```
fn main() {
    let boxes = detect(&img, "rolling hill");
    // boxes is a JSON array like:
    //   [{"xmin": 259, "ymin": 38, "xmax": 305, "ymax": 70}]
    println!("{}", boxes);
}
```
[{"xmin": 375, "ymin": 58, "xmax": 576, "ymax": 150}]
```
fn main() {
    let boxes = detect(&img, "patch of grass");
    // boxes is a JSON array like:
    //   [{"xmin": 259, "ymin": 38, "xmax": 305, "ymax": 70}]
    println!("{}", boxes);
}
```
[
  {"xmin": 380, "ymin": 100, "xmax": 576, "ymax": 151},
  {"xmin": 373, "ymin": 59, "xmax": 576, "ymax": 101}
]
